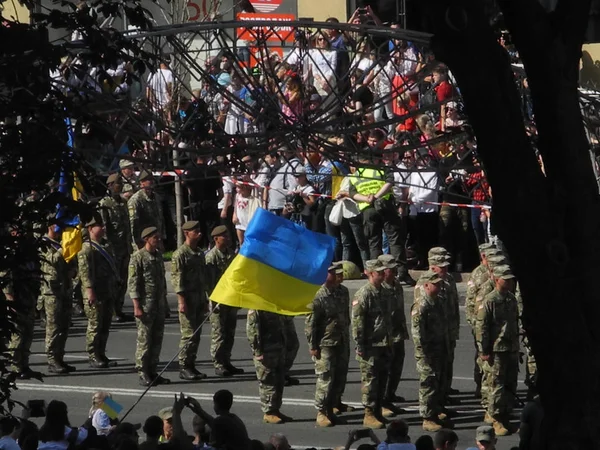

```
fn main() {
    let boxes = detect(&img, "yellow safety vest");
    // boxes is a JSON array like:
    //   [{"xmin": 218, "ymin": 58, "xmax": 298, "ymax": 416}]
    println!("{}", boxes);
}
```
[{"xmin": 349, "ymin": 168, "xmax": 391, "ymax": 211}]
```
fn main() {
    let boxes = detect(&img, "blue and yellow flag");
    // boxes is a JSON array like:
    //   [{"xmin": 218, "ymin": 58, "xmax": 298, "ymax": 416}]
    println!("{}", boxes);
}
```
[
  {"xmin": 100, "ymin": 397, "xmax": 123, "ymax": 419},
  {"xmin": 210, "ymin": 208, "xmax": 336, "ymax": 315}
]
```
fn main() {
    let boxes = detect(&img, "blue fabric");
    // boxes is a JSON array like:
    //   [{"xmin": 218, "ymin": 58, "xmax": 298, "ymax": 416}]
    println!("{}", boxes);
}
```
[
  {"xmin": 56, "ymin": 118, "xmax": 80, "ymax": 229},
  {"xmin": 239, "ymin": 208, "xmax": 336, "ymax": 285}
]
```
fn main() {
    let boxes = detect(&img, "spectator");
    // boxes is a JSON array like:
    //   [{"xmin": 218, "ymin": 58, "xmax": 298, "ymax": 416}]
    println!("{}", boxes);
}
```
[
  {"xmin": 265, "ymin": 147, "xmax": 301, "ymax": 215},
  {"xmin": 433, "ymin": 429, "xmax": 458, "ymax": 450},
  {"xmin": 0, "ymin": 416, "xmax": 20, "ymax": 450},
  {"xmin": 377, "ymin": 420, "xmax": 415, "ymax": 450},
  {"xmin": 191, "ymin": 415, "xmax": 211, "ymax": 450},
  {"xmin": 414, "ymin": 436, "xmax": 434, "ymax": 450},
  {"xmin": 186, "ymin": 390, "xmax": 250, "ymax": 450},
  {"xmin": 111, "ymin": 423, "xmax": 141, "ymax": 448},
  {"xmin": 89, "ymin": 391, "xmax": 114, "ymax": 436},
  {"xmin": 465, "ymin": 154, "xmax": 490, "ymax": 245},
  {"xmin": 223, "ymin": 72, "xmax": 249, "ymax": 136},
  {"xmin": 158, "ymin": 407, "xmax": 174, "ymax": 442},
  {"xmin": 38, "ymin": 400, "xmax": 88, "ymax": 450},
  {"xmin": 16, "ymin": 420, "xmax": 38, "ymax": 450},
  {"xmin": 324, "ymin": 18, "xmax": 350, "ymax": 95},
  {"xmin": 431, "ymin": 66, "xmax": 453, "ymax": 123},
  {"xmin": 139, "ymin": 416, "xmax": 163, "ymax": 450},
  {"xmin": 306, "ymin": 33, "xmax": 337, "ymax": 103},
  {"xmin": 441, "ymin": 102, "xmax": 464, "ymax": 130},
  {"xmin": 232, "ymin": 178, "xmax": 261, "ymax": 245},
  {"xmin": 269, "ymin": 434, "xmax": 290, "ymax": 450},
  {"xmin": 283, "ymin": 166, "xmax": 316, "ymax": 228},
  {"xmin": 146, "ymin": 61, "xmax": 173, "ymax": 119},
  {"xmin": 465, "ymin": 425, "xmax": 497, "ymax": 450},
  {"xmin": 519, "ymin": 396, "xmax": 543, "ymax": 450}
]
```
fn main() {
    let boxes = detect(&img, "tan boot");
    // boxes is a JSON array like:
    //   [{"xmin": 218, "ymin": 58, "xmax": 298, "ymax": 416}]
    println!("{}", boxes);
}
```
[
  {"xmin": 484, "ymin": 412, "xmax": 494, "ymax": 424},
  {"xmin": 422, "ymin": 418, "xmax": 443, "ymax": 432},
  {"xmin": 263, "ymin": 413, "xmax": 283, "ymax": 424},
  {"xmin": 333, "ymin": 402, "xmax": 356, "ymax": 415},
  {"xmin": 316, "ymin": 410, "xmax": 333, "ymax": 428},
  {"xmin": 493, "ymin": 420, "xmax": 511, "ymax": 436},
  {"xmin": 438, "ymin": 412, "xmax": 447, "ymax": 420},
  {"xmin": 363, "ymin": 408, "xmax": 385, "ymax": 429},
  {"xmin": 382, "ymin": 406, "xmax": 396, "ymax": 418}
]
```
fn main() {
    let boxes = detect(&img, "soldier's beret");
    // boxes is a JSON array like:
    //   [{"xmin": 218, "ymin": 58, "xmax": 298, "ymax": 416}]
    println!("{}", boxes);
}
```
[
  {"xmin": 107, "ymin": 173, "xmax": 121, "ymax": 184},
  {"xmin": 428, "ymin": 254, "xmax": 450, "ymax": 268},
  {"xmin": 141, "ymin": 226, "xmax": 158, "ymax": 240},
  {"xmin": 478, "ymin": 243, "xmax": 495, "ymax": 253},
  {"xmin": 182, "ymin": 220, "xmax": 201, "ymax": 231},
  {"xmin": 377, "ymin": 254, "xmax": 398, "ymax": 269},
  {"xmin": 85, "ymin": 217, "xmax": 103, "ymax": 228},
  {"xmin": 492, "ymin": 264, "xmax": 515, "ymax": 280},
  {"xmin": 119, "ymin": 159, "xmax": 135, "ymax": 169},
  {"xmin": 420, "ymin": 270, "xmax": 443, "ymax": 284},
  {"xmin": 138, "ymin": 170, "xmax": 154, "ymax": 182},
  {"xmin": 364, "ymin": 259, "xmax": 386, "ymax": 272},
  {"xmin": 211, "ymin": 225, "xmax": 228, "ymax": 237},
  {"xmin": 328, "ymin": 261, "xmax": 344, "ymax": 274},
  {"xmin": 427, "ymin": 246, "xmax": 449, "ymax": 258}
]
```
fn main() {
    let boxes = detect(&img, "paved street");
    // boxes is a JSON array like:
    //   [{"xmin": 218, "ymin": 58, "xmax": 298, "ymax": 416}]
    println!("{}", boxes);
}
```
[{"xmin": 11, "ymin": 276, "xmax": 525, "ymax": 449}]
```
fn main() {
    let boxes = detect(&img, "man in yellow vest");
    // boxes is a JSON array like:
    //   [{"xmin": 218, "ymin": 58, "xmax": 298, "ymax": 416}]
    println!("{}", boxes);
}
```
[{"xmin": 349, "ymin": 153, "xmax": 415, "ymax": 286}]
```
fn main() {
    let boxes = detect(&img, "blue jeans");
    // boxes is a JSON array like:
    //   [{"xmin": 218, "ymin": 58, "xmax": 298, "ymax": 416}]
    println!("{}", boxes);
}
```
[{"xmin": 470, "ymin": 207, "xmax": 487, "ymax": 245}]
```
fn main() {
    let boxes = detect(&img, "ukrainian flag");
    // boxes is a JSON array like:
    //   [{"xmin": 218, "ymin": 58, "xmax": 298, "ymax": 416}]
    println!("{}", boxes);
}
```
[
  {"xmin": 99, "ymin": 397, "xmax": 123, "ymax": 419},
  {"xmin": 210, "ymin": 208, "xmax": 336, "ymax": 315}
]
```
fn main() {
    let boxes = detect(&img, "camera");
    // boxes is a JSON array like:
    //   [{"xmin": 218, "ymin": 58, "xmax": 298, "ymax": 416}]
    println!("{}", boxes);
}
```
[{"xmin": 285, "ymin": 193, "xmax": 305, "ymax": 213}]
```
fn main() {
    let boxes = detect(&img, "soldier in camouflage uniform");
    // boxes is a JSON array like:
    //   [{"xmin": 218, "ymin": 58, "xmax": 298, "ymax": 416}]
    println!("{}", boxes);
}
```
[
  {"xmin": 128, "ymin": 170, "xmax": 165, "ymax": 250},
  {"xmin": 427, "ymin": 247, "xmax": 460, "ymax": 399},
  {"xmin": 206, "ymin": 225, "xmax": 244, "ymax": 377},
  {"xmin": 99, "ymin": 173, "xmax": 133, "ymax": 322},
  {"xmin": 465, "ymin": 243, "xmax": 495, "ymax": 396},
  {"xmin": 352, "ymin": 259, "xmax": 392, "ymax": 430},
  {"xmin": 283, "ymin": 316, "xmax": 300, "ymax": 386},
  {"xmin": 247, "ymin": 309, "xmax": 292, "ymax": 424},
  {"xmin": 78, "ymin": 217, "xmax": 119, "ymax": 369},
  {"xmin": 128, "ymin": 226, "xmax": 170, "ymax": 386},
  {"xmin": 119, "ymin": 159, "xmax": 138, "ymax": 201},
  {"xmin": 377, "ymin": 255, "xmax": 409, "ymax": 414},
  {"xmin": 476, "ymin": 265, "xmax": 519, "ymax": 436},
  {"xmin": 412, "ymin": 270, "xmax": 451, "ymax": 432},
  {"xmin": 171, "ymin": 221, "xmax": 208, "ymax": 381},
  {"xmin": 305, "ymin": 262, "xmax": 351, "ymax": 427},
  {"xmin": 41, "ymin": 223, "xmax": 75, "ymax": 374}
]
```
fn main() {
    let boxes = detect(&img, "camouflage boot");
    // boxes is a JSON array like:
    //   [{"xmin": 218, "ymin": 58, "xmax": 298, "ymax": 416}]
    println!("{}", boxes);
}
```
[
  {"xmin": 316, "ymin": 410, "xmax": 333, "ymax": 428},
  {"xmin": 363, "ymin": 408, "xmax": 385, "ymax": 429}
]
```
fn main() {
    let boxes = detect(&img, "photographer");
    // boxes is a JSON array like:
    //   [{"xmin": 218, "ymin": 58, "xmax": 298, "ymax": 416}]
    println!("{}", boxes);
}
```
[{"xmin": 282, "ymin": 167, "xmax": 316, "ymax": 229}]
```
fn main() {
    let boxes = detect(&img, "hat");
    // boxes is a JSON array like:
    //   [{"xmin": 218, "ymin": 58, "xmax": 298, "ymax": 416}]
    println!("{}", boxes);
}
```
[
  {"xmin": 428, "ymin": 247, "xmax": 449, "ymax": 258},
  {"xmin": 328, "ymin": 261, "xmax": 344, "ymax": 274},
  {"xmin": 141, "ymin": 226, "xmax": 158, "ymax": 240},
  {"xmin": 377, "ymin": 254, "xmax": 398, "ymax": 269},
  {"xmin": 420, "ymin": 270, "xmax": 443, "ymax": 284},
  {"xmin": 364, "ymin": 259, "xmax": 386, "ymax": 272},
  {"xmin": 493, "ymin": 264, "xmax": 515, "ymax": 280},
  {"xmin": 483, "ymin": 248, "xmax": 503, "ymax": 258},
  {"xmin": 475, "ymin": 425, "xmax": 495, "ymax": 442},
  {"xmin": 139, "ymin": 170, "xmax": 154, "ymax": 182},
  {"xmin": 428, "ymin": 254, "xmax": 450, "ymax": 267},
  {"xmin": 309, "ymin": 93, "xmax": 321, "ymax": 103},
  {"xmin": 119, "ymin": 159, "xmax": 134, "ymax": 169},
  {"xmin": 182, "ymin": 220, "xmax": 200, "ymax": 231},
  {"xmin": 446, "ymin": 101, "xmax": 458, "ymax": 110},
  {"xmin": 107, "ymin": 173, "xmax": 121, "ymax": 184},
  {"xmin": 293, "ymin": 166, "xmax": 306, "ymax": 176},
  {"xmin": 211, "ymin": 225, "xmax": 228, "ymax": 237},
  {"xmin": 487, "ymin": 255, "xmax": 508, "ymax": 268},
  {"xmin": 85, "ymin": 217, "xmax": 103, "ymax": 228},
  {"xmin": 158, "ymin": 407, "xmax": 173, "ymax": 421},
  {"xmin": 478, "ymin": 243, "xmax": 494, "ymax": 253}
]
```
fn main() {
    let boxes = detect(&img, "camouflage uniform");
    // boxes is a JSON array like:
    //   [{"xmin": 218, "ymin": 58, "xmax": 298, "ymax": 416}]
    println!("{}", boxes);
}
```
[
  {"xmin": 381, "ymin": 280, "xmax": 409, "ymax": 401},
  {"xmin": 99, "ymin": 193, "xmax": 132, "ymax": 316},
  {"xmin": 411, "ymin": 274, "xmax": 449, "ymax": 419},
  {"xmin": 128, "ymin": 247, "xmax": 167, "ymax": 375},
  {"xmin": 2, "ymin": 263, "xmax": 40, "ymax": 373},
  {"xmin": 465, "ymin": 263, "xmax": 490, "ymax": 392},
  {"xmin": 305, "ymin": 284, "xmax": 351, "ymax": 412},
  {"xmin": 476, "ymin": 286, "xmax": 520, "ymax": 421},
  {"xmin": 171, "ymin": 243, "xmax": 208, "ymax": 369},
  {"xmin": 444, "ymin": 274, "xmax": 460, "ymax": 392},
  {"xmin": 40, "ymin": 237, "xmax": 72, "ymax": 365},
  {"xmin": 247, "ymin": 310, "xmax": 286, "ymax": 414},
  {"xmin": 122, "ymin": 175, "xmax": 139, "ymax": 199},
  {"xmin": 78, "ymin": 239, "xmax": 118, "ymax": 361},
  {"xmin": 205, "ymin": 246, "xmax": 238, "ymax": 371},
  {"xmin": 283, "ymin": 316, "xmax": 299, "ymax": 377},
  {"xmin": 515, "ymin": 285, "xmax": 537, "ymax": 396},
  {"xmin": 128, "ymin": 189, "xmax": 165, "ymax": 250},
  {"xmin": 352, "ymin": 282, "xmax": 392, "ymax": 412}
]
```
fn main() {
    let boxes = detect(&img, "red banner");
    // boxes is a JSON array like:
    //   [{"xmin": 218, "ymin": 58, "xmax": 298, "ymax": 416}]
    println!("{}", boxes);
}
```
[{"xmin": 237, "ymin": 13, "xmax": 296, "ymax": 43}]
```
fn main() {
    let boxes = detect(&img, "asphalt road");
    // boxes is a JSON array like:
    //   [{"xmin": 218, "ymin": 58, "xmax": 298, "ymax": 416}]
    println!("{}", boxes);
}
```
[{"xmin": 12, "ymin": 276, "xmax": 525, "ymax": 450}]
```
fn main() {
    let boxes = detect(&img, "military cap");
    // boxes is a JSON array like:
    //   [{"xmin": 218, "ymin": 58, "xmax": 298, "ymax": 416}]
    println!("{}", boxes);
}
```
[
  {"xmin": 377, "ymin": 254, "xmax": 398, "ymax": 269},
  {"xmin": 420, "ymin": 270, "xmax": 443, "ymax": 284},
  {"xmin": 475, "ymin": 425, "xmax": 495, "ymax": 442},
  {"xmin": 428, "ymin": 246, "xmax": 449, "ymax": 258},
  {"xmin": 141, "ymin": 226, "xmax": 158, "ymax": 240},
  {"xmin": 211, "ymin": 225, "xmax": 228, "ymax": 237},
  {"xmin": 478, "ymin": 243, "xmax": 495, "ymax": 253},
  {"xmin": 182, "ymin": 220, "xmax": 200, "ymax": 231},
  {"xmin": 364, "ymin": 259, "xmax": 386, "ymax": 272},
  {"xmin": 119, "ymin": 159, "xmax": 134, "ymax": 169},
  {"xmin": 492, "ymin": 264, "xmax": 515, "ymax": 280},
  {"xmin": 106, "ymin": 173, "xmax": 121, "ymax": 184},
  {"xmin": 487, "ymin": 255, "xmax": 508, "ymax": 268},
  {"xmin": 483, "ymin": 248, "xmax": 503, "ymax": 258},
  {"xmin": 85, "ymin": 217, "xmax": 103, "ymax": 228},
  {"xmin": 428, "ymin": 254, "xmax": 450, "ymax": 267},
  {"xmin": 138, "ymin": 170, "xmax": 154, "ymax": 182},
  {"xmin": 328, "ymin": 261, "xmax": 344, "ymax": 274},
  {"xmin": 158, "ymin": 407, "xmax": 173, "ymax": 421}
]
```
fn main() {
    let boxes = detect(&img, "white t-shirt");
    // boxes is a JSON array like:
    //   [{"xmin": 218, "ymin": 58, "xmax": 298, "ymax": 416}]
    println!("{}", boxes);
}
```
[
  {"xmin": 234, "ymin": 195, "xmax": 261, "ymax": 230},
  {"xmin": 218, "ymin": 176, "xmax": 236, "ymax": 210},
  {"xmin": 408, "ymin": 170, "xmax": 439, "ymax": 215},
  {"xmin": 393, "ymin": 163, "xmax": 411, "ymax": 202},
  {"xmin": 147, "ymin": 68, "xmax": 173, "ymax": 107},
  {"xmin": 292, "ymin": 184, "xmax": 316, "ymax": 216}
]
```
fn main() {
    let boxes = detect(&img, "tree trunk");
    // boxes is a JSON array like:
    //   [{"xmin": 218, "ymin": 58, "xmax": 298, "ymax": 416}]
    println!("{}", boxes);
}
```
[{"xmin": 422, "ymin": 0, "xmax": 600, "ymax": 448}]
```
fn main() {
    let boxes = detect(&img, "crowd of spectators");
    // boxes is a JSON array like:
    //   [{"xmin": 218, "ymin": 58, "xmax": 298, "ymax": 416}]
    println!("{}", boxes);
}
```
[{"xmin": 0, "ymin": 389, "xmax": 543, "ymax": 450}]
